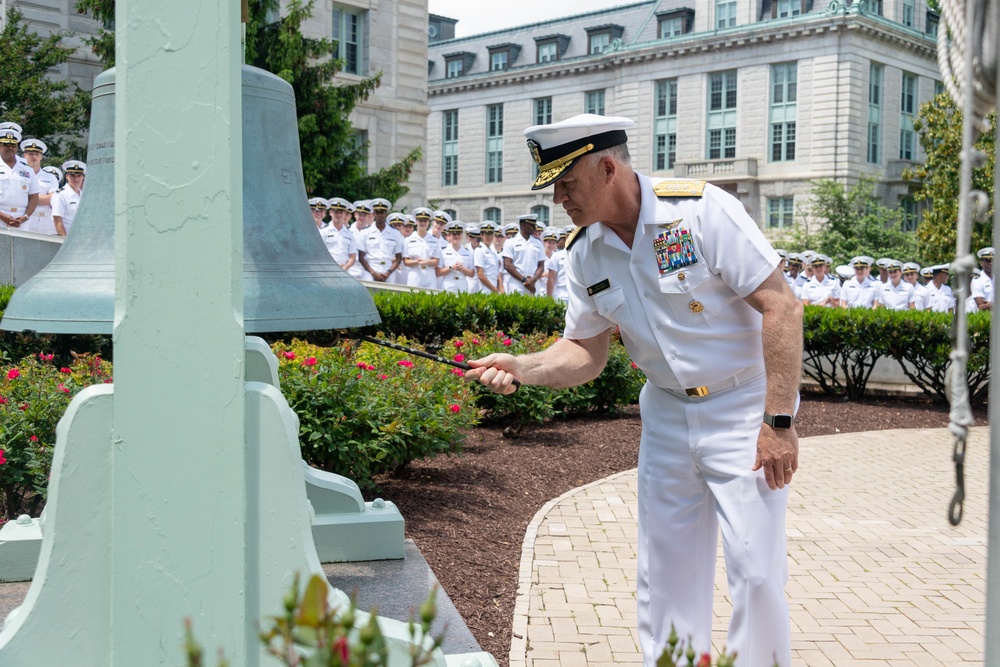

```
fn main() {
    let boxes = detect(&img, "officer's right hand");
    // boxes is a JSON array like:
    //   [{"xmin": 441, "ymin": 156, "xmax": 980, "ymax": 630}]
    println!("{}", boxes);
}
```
[{"xmin": 466, "ymin": 353, "xmax": 520, "ymax": 395}]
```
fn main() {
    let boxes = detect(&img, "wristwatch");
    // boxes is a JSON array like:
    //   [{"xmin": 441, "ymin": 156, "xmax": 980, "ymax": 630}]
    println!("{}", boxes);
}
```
[{"xmin": 763, "ymin": 412, "xmax": 794, "ymax": 429}]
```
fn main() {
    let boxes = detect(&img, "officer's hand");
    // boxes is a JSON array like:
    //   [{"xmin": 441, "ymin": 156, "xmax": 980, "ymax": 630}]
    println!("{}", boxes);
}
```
[
  {"xmin": 466, "ymin": 353, "xmax": 520, "ymax": 395},
  {"xmin": 753, "ymin": 425, "xmax": 798, "ymax": 491}
]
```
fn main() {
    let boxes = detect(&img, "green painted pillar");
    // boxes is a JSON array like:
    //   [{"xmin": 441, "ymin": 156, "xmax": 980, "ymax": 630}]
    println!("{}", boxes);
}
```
[{"xmin": 111, "ymin": 0, "xmax": 249, "ymax": 661}]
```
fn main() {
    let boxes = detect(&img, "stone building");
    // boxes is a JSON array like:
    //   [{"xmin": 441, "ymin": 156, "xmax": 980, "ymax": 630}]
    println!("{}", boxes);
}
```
[
  {"xmin": 4, "ymin": 0, "xmax": 431, "ymax": 208},
  {"xmin": 425, "ymin": 0, "xmax": 942, "ymax": 237}
]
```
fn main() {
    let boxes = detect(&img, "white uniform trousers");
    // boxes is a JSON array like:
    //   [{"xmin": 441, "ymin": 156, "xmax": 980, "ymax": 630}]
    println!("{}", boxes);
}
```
[
  {"xmin": 504, "ymin": 278, "xmax": 532, "ymax": 296},
  {"xmin": 637, "ymin": 374, "xmax": 791, "ymax": 667}
]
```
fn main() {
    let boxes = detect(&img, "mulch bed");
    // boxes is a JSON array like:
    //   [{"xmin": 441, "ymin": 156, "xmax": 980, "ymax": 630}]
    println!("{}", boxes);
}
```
[{"xmin": 371, "ymin": 391, "xmax": 988, "ymax": 664}]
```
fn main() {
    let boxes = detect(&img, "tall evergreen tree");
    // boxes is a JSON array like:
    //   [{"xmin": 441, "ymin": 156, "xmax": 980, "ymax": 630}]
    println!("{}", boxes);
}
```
[
  {"xmin": 75, "ymin": 0, "xmax": 421, "ymax": 202},
  {"xmin": 0, "ymin": 7, "xmax": 90, "ymax": 159},
  {"xmin": 905, "ymin": 93, "xmax": 995, "ymax": 264}
]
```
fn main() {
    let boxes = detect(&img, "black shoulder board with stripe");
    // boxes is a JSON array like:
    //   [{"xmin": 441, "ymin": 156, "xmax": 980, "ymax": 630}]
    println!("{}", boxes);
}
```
[{"xmin": 566, "ymin": 225, "xmax": 587, "ymax": 250}]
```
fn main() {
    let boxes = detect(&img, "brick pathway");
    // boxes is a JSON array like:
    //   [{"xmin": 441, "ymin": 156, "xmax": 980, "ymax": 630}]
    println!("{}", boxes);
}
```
[{"xmin": 511, "ymin": 427, "xmax": 990, "ymax": 667}]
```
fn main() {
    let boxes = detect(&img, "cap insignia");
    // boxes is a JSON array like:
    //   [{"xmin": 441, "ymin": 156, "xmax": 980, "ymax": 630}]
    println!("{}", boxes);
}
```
[{"xmin": 527, "ymin": 139, "xmax": 542, "ymax": 165}]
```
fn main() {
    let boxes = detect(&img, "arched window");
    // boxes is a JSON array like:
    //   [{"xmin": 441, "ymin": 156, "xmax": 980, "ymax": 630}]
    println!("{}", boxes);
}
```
[{"xmin": 483, "ymin": 207, "xmax": 502, "ymax": 222}]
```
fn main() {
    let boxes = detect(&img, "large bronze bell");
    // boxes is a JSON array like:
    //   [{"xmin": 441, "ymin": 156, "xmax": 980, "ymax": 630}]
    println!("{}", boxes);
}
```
[{"xmin": 0, "ymin": 65, "xmax": 379, "ymax": 334}]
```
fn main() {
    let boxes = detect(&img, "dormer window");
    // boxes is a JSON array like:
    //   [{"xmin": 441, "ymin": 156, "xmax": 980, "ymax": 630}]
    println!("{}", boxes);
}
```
[
  {"xmin": 585, "ymin": 24, "xmax": 624, "ymax": 54},
  {"xmin": 444, "ymin": 51, "xmax": 476, "ymax": 79},
  {"xmin": 487, "ymin": 43, "xmax": 521, "ymax": 72},
  {"xmin": 657, "ymin": 9, "xmax": 694, "ymax": 38},
  {"xmin": 534, "ymin": 34, "xmax": 570, "ymax": 63}
]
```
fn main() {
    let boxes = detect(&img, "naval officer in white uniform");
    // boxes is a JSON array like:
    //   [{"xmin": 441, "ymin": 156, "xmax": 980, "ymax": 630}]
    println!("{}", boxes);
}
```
[{"xmin": 467, "ymin": 114, "xmax": 802, "ymax": 667}]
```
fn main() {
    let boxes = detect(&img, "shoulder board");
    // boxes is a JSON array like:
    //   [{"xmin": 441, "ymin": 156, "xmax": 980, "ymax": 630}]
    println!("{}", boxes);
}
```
[
  {"xmin": 566, "ymin": 225, "xmax": 587, "ymax": 251},
  {"xmin": 653, "ymin": 180, "xmax": 707, "ymax": 198}
]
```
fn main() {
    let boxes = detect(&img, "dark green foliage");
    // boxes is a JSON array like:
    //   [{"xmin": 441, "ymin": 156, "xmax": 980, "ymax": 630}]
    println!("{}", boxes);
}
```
[
  {"xmin": 75, "ymin": 0, "xmax": 420, "ymax": 201},
  {"xmin": 802, "ymin": 306, "xmax": 990, "ymax": 402},
  {"xmin": 0, "ymin": 7, "xmax": 91, "ymax": 159}
]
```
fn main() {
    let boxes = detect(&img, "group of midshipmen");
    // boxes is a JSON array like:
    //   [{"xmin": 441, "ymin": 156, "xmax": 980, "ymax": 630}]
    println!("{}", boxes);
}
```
[
  {"xmin": 0, "ymin": 122, "xmax": 86, "ymax": 237},
  {"xmin": 777, "ymin": 247, "xmax": 996, "ymax": 313},
  {"xmin": 307, "ymin": 196, "xmax": 575, "ymax": 303}
]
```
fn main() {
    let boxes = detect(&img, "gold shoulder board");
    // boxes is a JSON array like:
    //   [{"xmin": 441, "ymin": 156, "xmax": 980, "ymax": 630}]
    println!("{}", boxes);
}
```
[
  {"xmin": 566, "ymin": 225, "xmax": 587, "ymax": 251},
  {"xmin": 653, "ymin": 180, "xmax": 707, "ymax": 198}
]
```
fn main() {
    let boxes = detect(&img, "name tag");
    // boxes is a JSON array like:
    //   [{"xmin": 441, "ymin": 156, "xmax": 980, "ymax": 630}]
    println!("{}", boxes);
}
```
[{"xmin": 587, "ymin": 279, "xmax": 610, "ymax": 296}]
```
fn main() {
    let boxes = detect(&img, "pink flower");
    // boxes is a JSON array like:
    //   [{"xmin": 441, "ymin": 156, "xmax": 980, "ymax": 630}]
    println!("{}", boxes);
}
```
[
  {"xmin": 454, "ymin": 341, "xmax": 464, "ymax": 348},
  {"xmin": 334, "ymin": 636, "xmax": 350, "ymax": 665},
  {"xmin": 366, "ymin": 364, "xmax": 375, "ymax": 371},
  {"xmin": 631, "ymin": 362, "xmax": 638, "ymax": 369},
  {"xmin": 60, "ymin": 367, "xmax": 71, "ymax": 374},
  {"xmin": 454, "ymin": 353, "xmax": 465, "ymax": 363},
  {"xmin": 19, "ymin": 403, "xmax": 28, "ymax": 411},
  {"xmin": 57, "ymin": 384, "xmax": 70, "ymax": 394},
  {"xmin": 0, "ymin": 396, "xmax": 6, "ymax": 405},
  {"xmin": 449, "ymin": 404, "xmax": 461, "ymax": 413},
  {"xmin": 282, "ymin": 351, "xmax": 296, "ymax": 360},
  {"xmin": 496, "ymin": 332, "xmax": 505, "ymax": 338},
  {"xmin": 356, "ymin": 373, "xmax": 362, "ymax": 379},
  {"xmin": 697, "ymin": 654, "xmax": 712, "ymax": 667},
  {"xmin": 451, "ymin": 368, "xmax": 464, "ymax": 377},
  {"xmin": 502, "ymin": 338, "xmax": 512, "ymax": 346},
  {"xmin": 357, "ymin": 362, "xmax": 367, "ymax": 369},
  {"xmin": 6, "ymin": 369, "xmax": 20, "ymax": 380},
  {"xmin": 37, "ymin": 353, "xmax": 54, "ymax": 362},
  {"xmin": 29, "ymin": 435, "xmax": 37, "ymax": 443},
  {"xmin": 472, "ymin": 338, "xmax": 480, "ymax": 345},
  {"xmin": 397, "ymin": 360, "xmax": 413, "ymax": 368},
  {"xmin": 378, "ymin": 374, "xmax": 388, "ymax": 380},
  {"xmin": 0, "ymin": 451, "xmax": 6, "ymax": 465},
  {"xmin": 104, "ymin": 379, "xmax": 113, "ymax": 384},
  {"xmin": 302, "ymin": 357, "xmax": 317, "ymax": 367}
]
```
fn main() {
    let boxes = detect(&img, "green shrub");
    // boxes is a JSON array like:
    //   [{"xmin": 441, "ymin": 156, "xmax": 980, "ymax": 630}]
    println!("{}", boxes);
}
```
[
  {"xmin": 0, "ymin": 352, "xmax": 113, "ymax": 517},
  {"xmin": 272, "ymin": 339, "xmax": 480, "ymax": 489}
]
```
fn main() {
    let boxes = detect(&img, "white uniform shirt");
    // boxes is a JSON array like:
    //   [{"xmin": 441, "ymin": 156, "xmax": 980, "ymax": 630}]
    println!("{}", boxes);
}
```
[
  {"xmin": 910, "ymin": 283, "xmax": 930, "ymax": 311},
  {"xmin": 925, "ymin": 282, "xmax": 955, "ymax": 312},
  {"xmin": 402, "ymin": 232, "xmax": 441, "ymax": 289},
  {"xmin": 502, "ymin": 234, "xmax": 544, "ymax": 295},
  {"xmin": 970, "ymin": 272, "xmax": 994, "ymax": 310},
  {"xmin": 801, "ymin": 275, "xmax": 841, "ymax": 306},
  {"xmin": 546, "ymin": 248, "xmax": 570, "ymax": 303},
  {"xmin": 439, "ymin": 245, "xmax": 474, "ymax": 293},
  {"xmin": 474, "ymin": 244, "xmax": 501, "ymax": 292},
  {"xmin": 840, "ymin": 276, "xmax": 879, "ymax": 308},
  {"xmin": 321, "ymin": 224, "xmax": 356, "ymax": 267},
  {"xmin": 563, "ymin": 175, "xmax": 778, "ymax": 391},
  {"xmin": 876, "ymin": 280, "xmax": 915, "ymax": 310},
  {"xmin": 0, "ymin": 158, "xmax": 41, "ymax": 226},
  {"xmin": 358, "ymin": 224, "xmax": 404, "ymax": 276},
  {"xmin": 24, "ymin": 169, "xmax": 61, "ymax": 234},
  {"xmin": 463, "ymin": 242, "xmax": 484, "ymax": 293},
  {"xmin": 51, "ymin": 186, "xmax": 82, "ymax": 234}
]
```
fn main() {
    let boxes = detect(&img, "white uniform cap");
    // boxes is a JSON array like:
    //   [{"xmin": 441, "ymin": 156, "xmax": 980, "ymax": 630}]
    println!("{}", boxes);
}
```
[
  {"xmin": 902, "ymin": 262, "xmax": 921, "ymax": 274},
  {"xmin": 562, "ymin": 225, "xmax": 575, "ymax": 235},
  {"xmin": 524, "ymin": 114, "xmax": 635, "ymax": 190},
  {"xmin": 354, "ymin": 200, "xmax": 372, "ymax": 213},
  {"xmin": 930, "ymin": 263, "xmax": 951, "ymax": 273},
  {"xmin": 920, "ymin": 267, "xmax": 934, "ymax": 279},
  {"xmin": 800, "ymin": 250, "xmax": 817, "ymax": 263},
  {"xmin": 432, "ymin": 210, "xmax": 452, "ymax": 224},
  {"xmin": 62, "ymin": 160, "xmax": 86, "ymax": 175},
  {"xmin": 850, "ymin": 255, "xmax": 874, "ymax": 268},
  {"xmin": 542, "ymin": 227, "xmax": 559, "ymax": 240},
  {"xmin": 835, "ymin": 265, "xmax": 853, "ymax": 280},
  {"xmin": 464, "ymin": 222, "xmax": 481, "ymax": 236},
  {"xmin": 326, "ymin": 197, "xmax": 347, "ymax": 211},
  {"xmin": 42, "ymin": 166, "xmax": 63, "ymax": 181},
  {"xmin": 886, "ymin": 259, "xmax": 903, "ymax": 271},
  {"xmin": 370, "ymin": 198, "xmax": 391, "ymax": 211},
  {"xmin": 517, "ymin": 214, "xmax": 538, "ymax": 224},
  {"xmin": 343, "ymin": 200, "xmax": 356, "ymax": 213},
  {"xmin": 503, "ymin": 222, "xmax": 518, "ymax": 236},
  {"xmin": 387, "ymin": 212, "xmax": 407, "ymax": 225},
  {"xmin": 308, "ymin": 197, "xmax": 328, "ymax": 209},
  {"xmin": 774, "ymin": 248, "xmax": 788, "ymax": 258},
  {"xmin": 0, "ymin": 122, "xmax": 23, "ymax": 135},
  {"xmin": 786, "ymin": 252, "xmax": 802, "ymax": 265},
  {"xmin": 875, "ymin": 257, "xmax": 892, "ymax": 269},
  {"xmin": 20, "ymin": 138, "xmax": 47, "ymax": 154},
  {"xmin": 444, "ymin": 221, "xmax": 463, "ymax": 233},
  {"xmin": 977, "ymin": 247, "xmax": 995, "ymax": 259},
  {"xmin": 413, "ymin": 207, "xmax": 433, "ymax": 219},
  {"xmin": 479, "ymin": 221, "xmax": 498, "ymax": 234},
  {"xmin": 0, "ymin": 128, "xmax": 22, "ymax": 145}
]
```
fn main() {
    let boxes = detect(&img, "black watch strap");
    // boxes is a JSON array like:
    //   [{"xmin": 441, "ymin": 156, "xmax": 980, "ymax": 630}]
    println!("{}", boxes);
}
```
[{"xmin": 763, "ymin": 412, "xmax": 794, "ymax": 429}]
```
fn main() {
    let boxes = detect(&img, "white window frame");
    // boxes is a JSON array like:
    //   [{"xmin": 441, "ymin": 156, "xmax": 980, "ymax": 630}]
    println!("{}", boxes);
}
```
[
  {"xmin": 767, "ymin": 197, "xmax": 794, "ymax": 228},
  {"xmin": 537, "ymin": 41, "xmax": 558, "ymax": 63},
  {"xmin": 654, "ymin": 80, "xmax": 678, "ymax": 170},
  {"xmin": 589, "ymin": 32, "xmax": 611, "ymax": 54},
  {"xmin": 716, "ymin": 0, "xmax": 737, "ymax": 28},
  {"xmin": 659, "ymin": 17, "xmax": 684, "ymax": 38},
  {"xmin": 531, "ymin": 205, "xmax": 550, "ymax": 225},
  {"xmin": 446, "ymin": 58, "xmax": 463, "ymax": 79},
  {"xmin": 486, "ymin": 104, "xmax": 504, "ymax": 184},
  {"xmin": 770, "ymin": 62, "xmax": 797, "ymax": 162},
  {"xmin": 490, "ymin": 50, "xmax": 508, "ymax": 72},
  {"xmin": 585, "ymin": 90, "xmax": 606, "ymax": 116},
  {"xmin": 868, "ymin": 63, "xmax": 883, "ymax": 164},
  {"xmin": 899, "ymin": 72, "xmax": 917, "ymax": 160},
  {"xmin": 442, "ymin": 110, "xmax": 458, "ymax": 187},
  {"xmin": 332, "ymin": 6, "xmax": 364, "ymax": 75},
  {"xmin": 707, "ymin": 71, "xmax": 737, "ymax": 159}
]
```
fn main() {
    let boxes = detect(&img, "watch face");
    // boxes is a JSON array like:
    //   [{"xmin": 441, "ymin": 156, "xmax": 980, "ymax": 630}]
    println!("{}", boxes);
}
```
[{"xmin": 771, "ymin": 414, "xmax": 793, "ymax": 429}]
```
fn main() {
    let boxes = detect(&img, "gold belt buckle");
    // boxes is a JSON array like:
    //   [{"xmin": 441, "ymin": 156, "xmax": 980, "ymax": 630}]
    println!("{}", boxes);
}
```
[{"xmin": 686, "ymin": 386, "xmax": 709, "ymax": 397}]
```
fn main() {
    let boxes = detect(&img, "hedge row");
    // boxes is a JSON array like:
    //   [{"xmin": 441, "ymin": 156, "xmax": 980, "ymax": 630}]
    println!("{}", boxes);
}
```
[{"xmin": 803, "ymin": 306, "xmax": 991, "ymax": 402}]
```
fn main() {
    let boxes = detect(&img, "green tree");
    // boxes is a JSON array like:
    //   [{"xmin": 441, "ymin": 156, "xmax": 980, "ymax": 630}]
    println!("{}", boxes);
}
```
[
  {"xmin": 0, "ymin": 7, "xmax": 90, "ymax": 158},
  {"xmin": 75, "ymin": 0, "xmax": 420, "ymax": 202},
  {"xmin": 790, "ymin": 177, "xmax": 918, "ymax": 265},
  {"xmin": 905, "ymin": 92, "xmax": 995, "ymax": 264}
]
